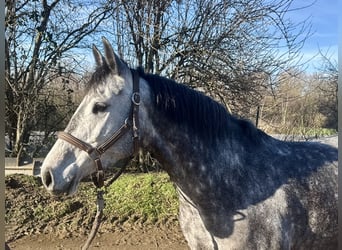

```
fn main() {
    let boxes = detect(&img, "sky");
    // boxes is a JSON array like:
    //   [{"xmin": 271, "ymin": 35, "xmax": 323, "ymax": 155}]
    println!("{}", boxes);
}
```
[{"xmin": 286, "ymin": 0, "xmax": 338, "ymax": 72}]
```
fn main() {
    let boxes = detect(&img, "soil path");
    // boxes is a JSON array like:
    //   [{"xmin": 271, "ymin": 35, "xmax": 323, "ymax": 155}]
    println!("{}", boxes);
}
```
[{"xmin": 8, "ymin": 225, "xmax": 188, "ymax": 250}]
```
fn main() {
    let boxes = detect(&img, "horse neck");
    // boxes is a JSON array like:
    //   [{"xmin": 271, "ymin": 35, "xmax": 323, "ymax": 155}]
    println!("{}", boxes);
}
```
[
  {"xmin": 138, "ymin": 78, "xmax": 217, "ymax": 171},
  {"xmin": 139, "ymin": 80, "xmax": 283, "ymax": 211}
]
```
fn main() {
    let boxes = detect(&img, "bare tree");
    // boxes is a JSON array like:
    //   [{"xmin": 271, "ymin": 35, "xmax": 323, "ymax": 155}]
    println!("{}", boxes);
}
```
[
  {"xmin": 5, "ymin": 0, "xmax": 112, "ymax": 160},
  {"xmin": 107, "ymin": 0, "xmax": 310, "ymax": 118},
  {"xmin": 258, "ymin": 67, "xmax": 337, "ymax": 137},
  {"xmin": 5, "ymin": 0, "xmax": 314, "ymax": 162},
  {"xmin": 315, "ymin": 49, "xmax": 338, "ymax": 130}
]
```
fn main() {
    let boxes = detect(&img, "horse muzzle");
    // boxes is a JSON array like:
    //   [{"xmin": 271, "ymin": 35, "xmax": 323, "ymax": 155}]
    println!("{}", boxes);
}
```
[{"xmin": 41, "ymin": 163, "xmax": 80, "ymax": 196}]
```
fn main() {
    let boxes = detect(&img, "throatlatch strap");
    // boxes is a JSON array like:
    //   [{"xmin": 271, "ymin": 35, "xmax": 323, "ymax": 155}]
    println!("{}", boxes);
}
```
[{"xmin": 131, "ymin": 69, "xmax": 140, "ymax": 155}]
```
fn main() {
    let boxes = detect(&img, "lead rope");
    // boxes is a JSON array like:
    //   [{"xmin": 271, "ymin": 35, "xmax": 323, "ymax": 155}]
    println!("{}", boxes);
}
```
[
  {"xmin": 81, "ymin": 189, "xmax": 104, "ymax": 250},
  {"xmin": 81, "ymin": 69, "xmax": 140, "ymax": 250},
  {"xmin": 81, "ymin": 165, "xmax": 127, "ymax": 250}
]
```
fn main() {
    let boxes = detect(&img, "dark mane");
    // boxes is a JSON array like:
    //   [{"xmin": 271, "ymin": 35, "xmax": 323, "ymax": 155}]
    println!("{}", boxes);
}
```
[{"xmin": 138, "ymin": 69, "xmax": 265, "ymax": 145}]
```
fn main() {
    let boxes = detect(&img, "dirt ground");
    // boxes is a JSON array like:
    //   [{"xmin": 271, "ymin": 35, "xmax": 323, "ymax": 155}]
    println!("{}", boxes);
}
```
[
  {"xmin": 8, "ymin": 226, "xmax": 188, "ymax": 250},
  {"xmin": 5, "ymin": 174, "xmax": 188, "ymax": 250}
]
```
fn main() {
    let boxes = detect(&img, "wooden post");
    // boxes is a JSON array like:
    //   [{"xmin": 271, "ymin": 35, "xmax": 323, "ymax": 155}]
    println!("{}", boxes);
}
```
[{"xmin": 255, "ymin": 106, "xmax": 260, "ymax": 128}]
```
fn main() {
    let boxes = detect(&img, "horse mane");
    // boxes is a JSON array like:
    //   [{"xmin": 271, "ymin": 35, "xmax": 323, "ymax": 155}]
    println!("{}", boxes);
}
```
[{"xmin": 138, "ymin": 69, "xmax": 265, "ymax": 145}]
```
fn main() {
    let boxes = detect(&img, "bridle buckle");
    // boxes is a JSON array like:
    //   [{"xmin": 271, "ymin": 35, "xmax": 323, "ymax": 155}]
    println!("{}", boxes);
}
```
[
  {"xmin": 132, "ymin": 92, "xmax": 140, "ymax": 105},
  {"xmin": 88, "ymin": 148, "xmax": 102, "ymax": 161}
]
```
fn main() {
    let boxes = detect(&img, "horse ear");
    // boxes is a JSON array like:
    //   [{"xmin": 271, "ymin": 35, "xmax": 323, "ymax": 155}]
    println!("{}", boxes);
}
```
[
  {"xmin": 92, "ymin": 45, "xmax": 104, "ymax": 67},
  {"xmin": 102, "ymin": 37, "xmax": 126, "ymax": 75}
]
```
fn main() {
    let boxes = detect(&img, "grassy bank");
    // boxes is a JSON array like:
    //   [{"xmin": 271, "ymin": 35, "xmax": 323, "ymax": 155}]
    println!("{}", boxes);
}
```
[
  {"xmin": 5, "ymin": 173, "xmax": 179, "ymax": 241},
  {"xmin": 104, "ymin": 173, "xmax": 179, "ymax": 223}
]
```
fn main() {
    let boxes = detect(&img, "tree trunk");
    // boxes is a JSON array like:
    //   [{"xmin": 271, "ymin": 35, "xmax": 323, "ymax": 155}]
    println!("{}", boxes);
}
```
[{"xmin": 13, "ymin": 108, "xmax": 30, "ymax": 165}]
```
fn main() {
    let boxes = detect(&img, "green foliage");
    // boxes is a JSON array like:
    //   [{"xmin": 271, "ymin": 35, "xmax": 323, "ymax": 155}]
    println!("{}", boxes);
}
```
[{"xmin": 104, "ymin": 173, "xmax": 179, "ymax": 223}]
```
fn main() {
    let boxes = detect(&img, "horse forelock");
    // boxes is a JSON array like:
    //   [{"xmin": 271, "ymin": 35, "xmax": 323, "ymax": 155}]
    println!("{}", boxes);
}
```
[
  {"xmin": 86, "ymin": 63, "xmax": 129, "ymax": 96},
  {"xmin": 86, "ymin": 63, "xmax": 112, "ymax": 92}
]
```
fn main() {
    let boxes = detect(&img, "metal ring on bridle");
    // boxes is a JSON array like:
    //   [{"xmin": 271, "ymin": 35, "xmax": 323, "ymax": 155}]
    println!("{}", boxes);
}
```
[
  {"xmin": 132, "ymin": 92, "xmax": 140, "ymax": 105},
  {"xmin": 124, "ymin": 117, "xmax": 129, "ymax": 126}
]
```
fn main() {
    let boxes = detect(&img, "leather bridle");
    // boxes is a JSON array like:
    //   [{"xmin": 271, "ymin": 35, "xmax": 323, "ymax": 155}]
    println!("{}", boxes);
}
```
[{"xmin": 57, "ymin": 69, "xmax": 140, "ymax": 188}]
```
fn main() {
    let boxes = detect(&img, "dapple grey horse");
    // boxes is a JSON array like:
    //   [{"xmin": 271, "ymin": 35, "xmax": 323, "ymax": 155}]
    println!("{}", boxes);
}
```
[{"xmin": 41, "ymin": 38, "xmax": 338, "ymax": 250}]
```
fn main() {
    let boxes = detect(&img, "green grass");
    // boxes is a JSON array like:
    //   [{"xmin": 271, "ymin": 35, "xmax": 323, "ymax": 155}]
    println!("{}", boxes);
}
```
[
  {"xmin": 103, "ymin": 173, "xmax": 179, "ymax": 223},
  {"xmin": 280, "ymin": 127, "xmax": 337, "ymax": 137}
]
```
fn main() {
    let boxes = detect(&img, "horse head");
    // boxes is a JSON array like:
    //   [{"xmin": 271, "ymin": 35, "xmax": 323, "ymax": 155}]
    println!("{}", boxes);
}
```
[{"xmin": 41, "ymin": 38, "xmax": 140, "ymax": 196}]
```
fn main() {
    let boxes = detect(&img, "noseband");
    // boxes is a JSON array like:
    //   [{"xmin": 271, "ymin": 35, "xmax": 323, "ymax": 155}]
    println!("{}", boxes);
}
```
[{"xmin": 57, "ymin": 69, "xmax": 140, "ymax": 188}]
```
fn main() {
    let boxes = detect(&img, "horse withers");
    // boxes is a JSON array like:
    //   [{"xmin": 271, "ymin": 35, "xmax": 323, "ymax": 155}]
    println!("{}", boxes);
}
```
[{"xmin": 41, "ymin": 38, "xmax": 338, "ymax": 250}]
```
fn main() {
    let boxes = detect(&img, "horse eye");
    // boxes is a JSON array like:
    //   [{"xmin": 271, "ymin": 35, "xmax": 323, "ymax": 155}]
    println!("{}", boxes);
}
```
[{"xmin": 92, "ymin": 102, "xmax": 108, "ymax": 114}]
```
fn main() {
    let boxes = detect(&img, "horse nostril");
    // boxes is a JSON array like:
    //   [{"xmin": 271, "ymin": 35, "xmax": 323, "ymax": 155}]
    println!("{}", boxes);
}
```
[{"xmin": 42, "ymin": 169, "xmax": 53, "ymax": 188}]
